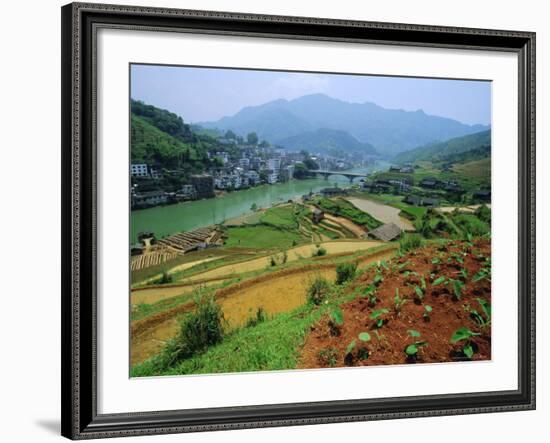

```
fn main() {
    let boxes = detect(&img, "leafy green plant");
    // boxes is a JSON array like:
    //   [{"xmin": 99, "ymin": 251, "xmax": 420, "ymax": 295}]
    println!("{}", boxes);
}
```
[
  {"xmin": 413, "ymin": 284, "xmax": 424, "ymax": 302},
  {"xmin": 394, "ymin": 288, "xmax": 407, "ymax": 314},
  {"xmin": 472, "ymin": 268, "xmax": 490, "ymax": 282},
  {"xmin": 423, "ymin": 305, "xmax": 433, "ymax": 321},
  {"xmin": 469, "ymin": 298, "xmax": 491, "ymax": 328},
  {"xmin": 362, "ymin": 284, "xmax": 378, "ymax": 306},
  {"xmin": 450, "ymin": 327, "xmax": 481, "ymax": 358},
  {"xmin": 452, "ymin": 279, "xmax": 465, "ymax": 300},
  {"xmin": 336, "ymin": 262, "xmax": 358, "ymax": 285},
  {"xmin": 373, "ymin": 272, "xmax": 384, "ymax": 286},
  {"xmin": 432, "ymin": 276, "xmax": 446, "ymax": 286},
  {"xmin": 404, "ymin": 329, "xmax": 427, "ymax": 359},
  {"xmin": 370, "ymin": 308, "xmax": 389, "ymax": 328}
]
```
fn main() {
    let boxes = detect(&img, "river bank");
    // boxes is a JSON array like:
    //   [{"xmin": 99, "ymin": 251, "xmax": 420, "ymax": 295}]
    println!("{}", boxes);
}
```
[{"xmin": 131, "ymin": 163, "xmax": 388, "ymax": 243}]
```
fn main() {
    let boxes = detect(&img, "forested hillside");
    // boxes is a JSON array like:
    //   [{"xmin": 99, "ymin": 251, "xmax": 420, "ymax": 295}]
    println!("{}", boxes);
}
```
[{"xmin": 393, "ymin": 130, "xmax": 491, "ymax": 164}]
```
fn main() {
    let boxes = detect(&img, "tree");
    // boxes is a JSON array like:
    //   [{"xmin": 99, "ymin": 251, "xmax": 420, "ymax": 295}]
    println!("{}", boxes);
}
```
[
  {"xmin": 303, "ymin": 157, "xmax": 319, "ymax": 170},
  {"xmin": 293, "ymin": 162, "xmax": 311, "ymax": 180},
  {"xmin": 259, "ymin": 139, "xmax": 270, "ymax": 148},
  {"xmin": 225, "ymin": 130, "xmax": 237, "ymax": 140},
  {"xmin": 250, "ymin": 203, "xmax": 258, "ymax": 211},
  {"xmin": 247, "ymin": 132, "xmax": 259, "ymax": 145}
]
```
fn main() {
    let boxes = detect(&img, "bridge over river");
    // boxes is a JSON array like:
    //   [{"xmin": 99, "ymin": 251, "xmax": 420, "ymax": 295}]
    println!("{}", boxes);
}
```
[{"xmin": 310, "ymin": 170, "xmax": 371, "ymax": 183}]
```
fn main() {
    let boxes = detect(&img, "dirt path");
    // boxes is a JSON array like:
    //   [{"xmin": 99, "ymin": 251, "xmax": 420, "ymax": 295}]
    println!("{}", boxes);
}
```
[
  {"xmin": 130, "ymin": 247, "xmax": 395, "ymax": 366},
  {"xmin": 346, "ymin": 197, "xmax": 415, "ymax": 231},
  {"xmin": 183, "ymin": 240, "xmax": 384, "ymax": 282},
  {"xmin": 131, "ymin": 279, "xmax": 228, "ymax": 306},
  {"xmin": 135, "ymin": 256, "xmax": 225, "ymax": 287}
]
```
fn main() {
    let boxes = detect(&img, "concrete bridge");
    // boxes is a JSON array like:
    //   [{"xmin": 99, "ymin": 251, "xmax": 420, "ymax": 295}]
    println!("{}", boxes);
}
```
[{"xmin": 310, "ymin": 170, "xmax": 369, "ymax": 183}]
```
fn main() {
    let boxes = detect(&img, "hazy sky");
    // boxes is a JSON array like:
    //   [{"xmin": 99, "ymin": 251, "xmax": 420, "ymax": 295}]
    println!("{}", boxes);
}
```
[{"xmin": 131, "ymin": 64, "xmax": 491, "ymax": 126}]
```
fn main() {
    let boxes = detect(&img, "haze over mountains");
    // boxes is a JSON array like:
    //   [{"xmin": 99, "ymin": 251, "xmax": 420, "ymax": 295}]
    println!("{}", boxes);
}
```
[{"xmin": 200, "ymin": 93, "xmax": 489, "ymax": 157}]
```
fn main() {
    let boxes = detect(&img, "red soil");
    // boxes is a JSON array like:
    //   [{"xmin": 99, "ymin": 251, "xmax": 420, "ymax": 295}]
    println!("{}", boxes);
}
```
[{"xmin": 299, "ymin": 239, "xmax": 491, "ymax": 368}]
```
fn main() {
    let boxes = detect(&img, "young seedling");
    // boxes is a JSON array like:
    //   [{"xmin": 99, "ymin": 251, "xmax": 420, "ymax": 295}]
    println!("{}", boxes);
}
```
[
  {"xmin": 370, "ymin": 308, "xmax": 389, "ymax": 328},
  {"xmin": 472, "ymin": 268, "xmax": 491, "ymax": 283},
  {"xmin": 327, "ymin": 307, "xmax": 344, "ymax": 336},
  {"xmin": 432, "ymin": 276, "xmax": 447, "ymax": 286},
  {"xmin": 394, "ymin": 288, "xmax": 407, "ymax": 314},
  {"xmin": 404, "ymin": 329, "xmax": 427, "ymax": 360},
  {"xmin": 373, "ymin": 272, "xmax": 384, "ymax": 286},
  {"xmin": 452, "ymin": 279, "xmax": 465, "ymax": 300},
  {"xmin": 330, "ymin": 307, "xmax": 344, "ymax": 326},
  {"xmin": 423, "ymin": 305, "xmax": 433, "ymax": 321},
  {"xmin": 397, "ymin": 260, "xmax": 411, "ymax": 271},
  {"xmin": 412, "ymin": 284, "xmax": 424, "ymax": 303},
  {"xmin": 450, "ymin": 327, "xmax": 482, "ymax": 358},
  {"xmin": 357, "ymin": 332, "xmax": 372, "ymax": 360},
  {"xmin": 469, "ymin": 298, "xmax": 491, "ymax": 328}
]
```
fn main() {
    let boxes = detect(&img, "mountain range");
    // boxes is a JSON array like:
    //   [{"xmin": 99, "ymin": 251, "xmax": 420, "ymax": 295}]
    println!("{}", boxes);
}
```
[{"xmin": 200, "ymin": 93, "xmax": 489, "ymax": 156}]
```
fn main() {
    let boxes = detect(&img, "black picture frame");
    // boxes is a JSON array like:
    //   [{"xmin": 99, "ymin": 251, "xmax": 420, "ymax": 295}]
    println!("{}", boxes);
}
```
[{"xmin": 61, "ymin": 2, "xmax": 536, "ymax": 439}]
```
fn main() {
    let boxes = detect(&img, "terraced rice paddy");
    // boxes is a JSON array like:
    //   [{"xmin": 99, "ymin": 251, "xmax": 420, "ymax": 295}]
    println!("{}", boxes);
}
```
[
  {"xmin": 130, "ymin": 246, "xmax": 395, "ymax": 365},
  {"xmin": 131, "ymin": 249, "xmax": 179, "ymax": 272}
]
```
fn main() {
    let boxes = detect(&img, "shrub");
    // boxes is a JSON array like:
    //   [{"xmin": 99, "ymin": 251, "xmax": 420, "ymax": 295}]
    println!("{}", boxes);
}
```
[
  {"xmin": 156, "ymin": 271, "xmax": 173, "ymax": 285},
  {"xmin": 315, "ymin": 246, "xmax": 327, "ymax": 257},
  {"xmin": 475, "ymin": 204, "xmax": 491, "ymax": 223},
  {"xmin": 399, "ymin": 233, "xmax": 424, "ymax": 253},
  {"xmin": 307, "ymin": 276, "xmax": 332, "ymax": 305},
  {"xmin": 162, "ymin": 293, "xmax": 224, "ymax": 365},
  {"xmin": 336, "ymin": 262, "xmax": 357, "ymax": 285},
  {"xmin": 246, "ymin": 307, "xmax": 267, "ymax": 327}
]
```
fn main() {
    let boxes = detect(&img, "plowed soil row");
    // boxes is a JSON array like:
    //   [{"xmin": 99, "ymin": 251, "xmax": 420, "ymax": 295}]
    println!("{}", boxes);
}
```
[{"xmin": 299, "ymin": 238, "xmax": 491, "ymax": 369}]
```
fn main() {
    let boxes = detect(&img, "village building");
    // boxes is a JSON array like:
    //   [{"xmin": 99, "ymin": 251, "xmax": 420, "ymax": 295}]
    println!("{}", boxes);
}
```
[
  {"xmin": 421, "ymin": 197, "xmax": 439, "ymax": 207},
  {"xmin": 404, "ymin": 195, "xmax": 422, "ymax": 206},
  {"xmin": 419, "ymin": 177, "xmax": 440, "ymax": 189},
  {"xmin": 321, "ymin": 187, "xmax": 348, "ymax": 197},
  {"xmin": 367, "ymin": 223, "xmax": 402, "ymax": 242},
  {"xmin": 312, "ymin": 208, "xmax": 325, "ymax": 224},
  {"xmin": 132, "ymin": 190, "xmax": 168, "ymax": 208},
  {"xmin": 130, "ymin": 163, "xmax": 149, "ymax": 177},
  {"xmin": 190, "ymin": 174, "xmax": 215, "ymax": 199},
  {"xmin": 473, "ymin": 190, "xmax": 491, "ymax": 202}
]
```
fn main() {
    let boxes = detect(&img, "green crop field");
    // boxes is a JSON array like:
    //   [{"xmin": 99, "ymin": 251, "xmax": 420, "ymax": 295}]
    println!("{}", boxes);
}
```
[
  {"xmin": 224, "ymin": 225, "xmax": 304, "ymax": 250},
  {"xmin": 260, "ymin": 205, "xmax": 299, "ymax": 228}
]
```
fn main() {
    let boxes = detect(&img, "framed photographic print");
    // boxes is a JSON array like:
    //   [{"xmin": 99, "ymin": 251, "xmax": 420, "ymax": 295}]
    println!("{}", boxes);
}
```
[{"xmin": 61, "ymin": 2, "xmax": 536, "ymax": 439}]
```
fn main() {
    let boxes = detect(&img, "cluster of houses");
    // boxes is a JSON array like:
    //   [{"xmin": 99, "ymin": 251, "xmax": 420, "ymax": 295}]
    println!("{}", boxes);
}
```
[{"xmin": 211, "ymin": 155, "xmax": 296, "ymax": 190}]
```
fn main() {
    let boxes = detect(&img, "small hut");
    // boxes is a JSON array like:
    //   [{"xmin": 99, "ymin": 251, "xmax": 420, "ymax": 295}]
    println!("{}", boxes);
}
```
[
  {"xmin": 367, "ymin": 223, "xmax": 402, "ymax": 242},
  {"xmin": 312, "ymin": 208, "xmax": 325, "ymax": 224}
]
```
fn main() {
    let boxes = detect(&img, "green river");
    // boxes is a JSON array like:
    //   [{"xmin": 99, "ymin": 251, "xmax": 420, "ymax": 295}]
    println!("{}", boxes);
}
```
[{"xmin": 131, "ymin": 164, "xmax": 387, "ymax": 243}]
